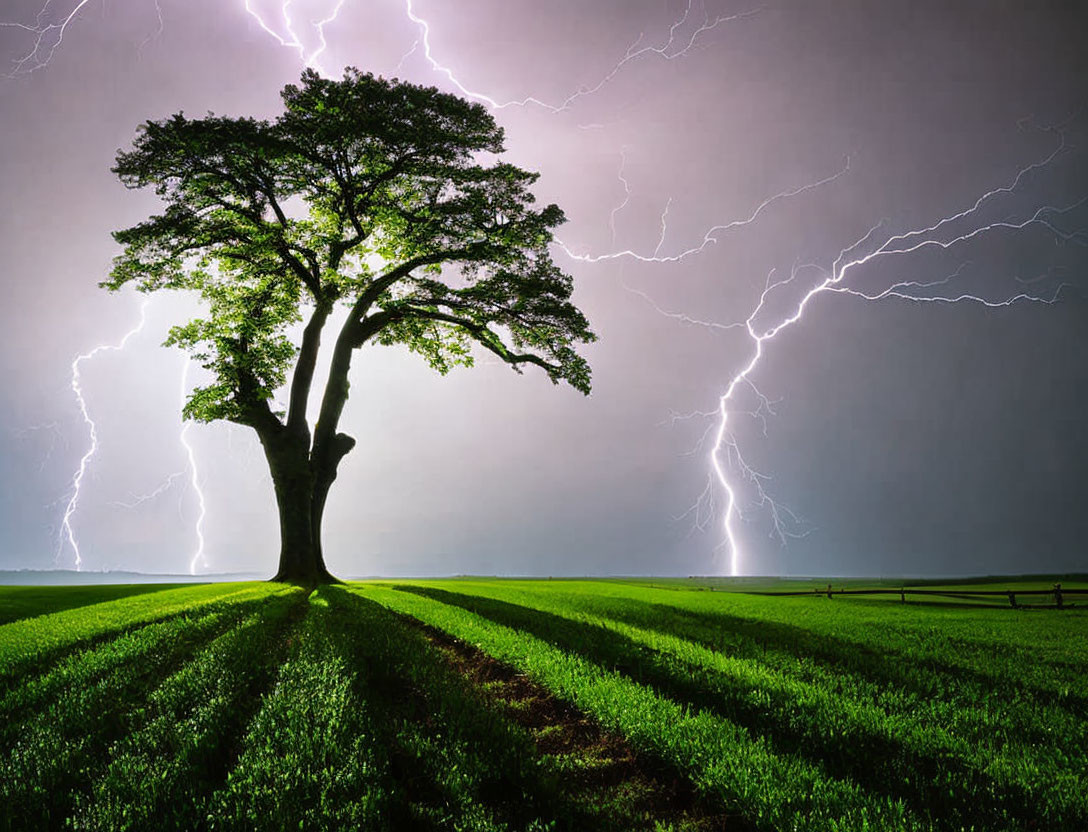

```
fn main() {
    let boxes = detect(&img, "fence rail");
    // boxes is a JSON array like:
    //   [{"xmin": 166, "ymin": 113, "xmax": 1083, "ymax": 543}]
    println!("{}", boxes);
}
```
[{"xmin": 754, "ymin": 583, "xmax": 1086, "ymax": 608}]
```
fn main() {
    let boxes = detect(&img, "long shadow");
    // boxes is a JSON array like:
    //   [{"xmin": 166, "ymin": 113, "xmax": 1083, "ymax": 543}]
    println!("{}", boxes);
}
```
[
  {"xmin": 395, "ymin": 585, "xmax": 1076, "ymax": 832},
  {"xmin": 586, "ymin": 597, "xmax": 1088, "ymax": 724},
  {"xmin": 0, "ymin": 583, "xmax": 197, "ymax": 626},
  {"xmin": 0, "ymin": 592, "xmax": 296, "ymax": 832},
  {"xmin": 80, "ymin": 591, "xmax": 310, "ymax": 832},
  {"xmin": 327, "ymin": 587, "xmax": 617, "ymax": 832},
  {"xmin": 0, "ymin": 592, "xmax": 274, "ymax": 736},
  {"xmin": 0, "ymin": 587, "xmax": 267, "ymax": 694}
]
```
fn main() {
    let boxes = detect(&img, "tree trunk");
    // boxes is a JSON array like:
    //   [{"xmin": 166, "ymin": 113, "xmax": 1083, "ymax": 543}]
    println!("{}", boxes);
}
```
[{"xmin": 263, "ymin": 434, "xmax": 336, "ymax": 585}]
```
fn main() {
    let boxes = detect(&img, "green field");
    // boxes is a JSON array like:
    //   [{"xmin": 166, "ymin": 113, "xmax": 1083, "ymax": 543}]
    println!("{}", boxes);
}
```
[{"xmin": 1, "ymin": 578, "xmax": 1085, "ymax": 831}]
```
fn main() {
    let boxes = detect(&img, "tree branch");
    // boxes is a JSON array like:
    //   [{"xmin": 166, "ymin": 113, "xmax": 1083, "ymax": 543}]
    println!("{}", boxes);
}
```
[
  {"xmin": 401, "ymin": 306, "xmax": 562, "ymax": 375},
  {"xmin": 286, "ymin": 300, "xmax": 333, "ymax": 436}
]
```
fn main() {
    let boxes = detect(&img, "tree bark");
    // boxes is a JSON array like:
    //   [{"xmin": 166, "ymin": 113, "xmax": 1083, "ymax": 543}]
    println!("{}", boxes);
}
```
[{"xmin": 261, "ymin": 432, "xmax": 336, "ymax": 585}]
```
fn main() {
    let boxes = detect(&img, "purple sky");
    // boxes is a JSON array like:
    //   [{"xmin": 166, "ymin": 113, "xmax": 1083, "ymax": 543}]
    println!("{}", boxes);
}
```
[{"xmin": 1, "ymin": 0, "xmax": 1086, "ymax": 578}]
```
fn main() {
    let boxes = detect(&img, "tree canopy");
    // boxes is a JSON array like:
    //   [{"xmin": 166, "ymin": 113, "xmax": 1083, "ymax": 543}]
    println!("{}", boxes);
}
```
[
  {"xmin": 108, "ymin": 68, "xmax": 593, "ymax": 426},
  {"xmin": 107, "ymin": 68, "xmax": 595, "ymax": 582}
]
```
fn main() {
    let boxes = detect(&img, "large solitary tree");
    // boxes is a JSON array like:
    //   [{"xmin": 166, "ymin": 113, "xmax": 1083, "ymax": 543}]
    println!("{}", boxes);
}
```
[{"xmin": 107, "ymin": 69, "xmax": 594, "ymax": 584}]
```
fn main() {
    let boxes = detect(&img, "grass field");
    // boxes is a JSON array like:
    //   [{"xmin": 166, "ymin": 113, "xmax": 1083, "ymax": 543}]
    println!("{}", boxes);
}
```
[{"xmin": 1, "ymin": 578, "xmax": 1085, "ymax": 831}]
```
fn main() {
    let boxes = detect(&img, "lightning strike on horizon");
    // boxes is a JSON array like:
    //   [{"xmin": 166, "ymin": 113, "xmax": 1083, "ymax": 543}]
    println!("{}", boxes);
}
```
[
  {"xmin": 179, "ymin": 359, "xmax": 209, "ymax": 575},
  {"xmin": 58, "ymin": 300, "xmax": 149, "ymax": 570},
  {"xmin": 701, "ymin": 146, "xmax": 1084, "ymax": 576}
]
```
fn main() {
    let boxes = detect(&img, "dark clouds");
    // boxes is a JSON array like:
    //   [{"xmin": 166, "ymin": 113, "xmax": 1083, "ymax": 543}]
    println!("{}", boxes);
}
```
[{"xmin": 1, "ymin": 0, "xmax": 1086, "ymax": 577}]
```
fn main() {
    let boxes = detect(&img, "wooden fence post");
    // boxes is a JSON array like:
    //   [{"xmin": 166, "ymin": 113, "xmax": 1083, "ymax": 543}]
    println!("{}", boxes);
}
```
[
  {"xmin": 1054, "ymin": 583, "xmax": 1063, "ymax": 609},
  {"xmin": 826, "ymin": 583, "xmax": 833, "ymax": 600},
  {"xmin": 900, "ymin": 588, "xmax": 906, "ymax": 603},
  {"xmin": 1008, "ymin": 591, "xmax": 1017, "ymax": 608}
]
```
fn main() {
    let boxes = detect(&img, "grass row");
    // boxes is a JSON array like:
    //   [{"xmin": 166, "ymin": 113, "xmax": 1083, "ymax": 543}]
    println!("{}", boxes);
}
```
[
  {"xmin": 212, "ymin": 586, "xmax": 591, "ymax": 831},
  {"xmin": 3, "ymin": 578, "xmax": 1083, "ymax": 831},
  {"xmin": 0, "ymin": 583, "xmax": 189, "ymax": 625},
  {"xmin": 1, "ymin": 605, "xmax": 250, "ymax": 829},
  {"xmin": 396, "ymin": 581, "xmax": 1086, "ymax": 829},
  {"xmin": 73, "ymin": 588, "xmax": 308, "ymax": 831},
  {"xmin": 0, "ymin": 582, "xmax": 273, "ymax": 683},
  {"xmin": 359, "ymin": 583, "xmax": 927, "ymax": 832},
  {"xmin": 2, "ymin": 584, "xmax": 609, "ymax": 831}
]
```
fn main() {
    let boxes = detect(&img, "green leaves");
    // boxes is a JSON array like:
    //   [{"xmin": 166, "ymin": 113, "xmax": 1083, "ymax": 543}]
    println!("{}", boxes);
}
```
[{"xmin": 110, "ymin": 68, "xmax": 594, "ymax": 436}]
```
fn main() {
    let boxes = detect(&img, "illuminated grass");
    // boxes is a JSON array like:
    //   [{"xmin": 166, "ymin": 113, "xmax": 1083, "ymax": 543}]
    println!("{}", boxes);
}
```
[
  {"xmin": 75, "ymin": 589, "xmax": 307, "ymax": 831},
  {"xmin": 358, "ymin": 583, "xmax": 922, "ymax": 832},
  {"xmin": 360, "ymin": 580, "xmax": 1088, "ymax": 832},
  {"xmin": 0, "ymin": 583, "xmax": 191, "ymax": 625},
  {"xmin": 1, "ymin": 606, "xmax": 243, "ymax": 826},
  {"xmin": 0, "ymin": 582, "xmax": 272, "ymax": 680},
  {"xmin": 1, "ymin": 578, "xmax": 1084, "ymax": 831},
  {"xmin": 395, "ymin": 579, "xmax": 1088, "ymax": 828},
  {"xmin": 211, "ymin": 586, "xmax": 581, "ymax": 831}
]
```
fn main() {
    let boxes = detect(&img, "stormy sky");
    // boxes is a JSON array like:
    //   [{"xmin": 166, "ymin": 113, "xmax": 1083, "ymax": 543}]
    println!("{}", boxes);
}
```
[{"xmin": 1, "ymin": 0, "xmax": 1086, "ymax": 578}]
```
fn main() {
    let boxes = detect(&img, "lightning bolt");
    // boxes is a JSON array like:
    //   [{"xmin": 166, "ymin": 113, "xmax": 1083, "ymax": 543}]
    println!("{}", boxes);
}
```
[
  {"xmin": 0, "ymin": 0, "xmax": 97, "ymax": 76},
  {"xmin": 108, "ymin": 470, "xmax": 186, "ymax": 510},
  {"xmin": 51, "ymin": 290, "xmax": 209, "ymax": 574},
  {"xmin": 704, "ymin": 144, "xmax": 1084, "ymax": 576},
  {"xmin": 242, "ymin": 0, "xmax": 347, "ymax": 76},
  {"xmin": 10, "ymin": 2, "xmax": 1084, "ymax": 582},
  {"xmin": 58, "ymin": 299, "xmax": 150, "ymax": 570},
  {"xmin": 401, "ymin": 0, "xmax": 760, "ymax": 112},
  {"xmin": 179, "ymin": 359, "xmax": 208, "ymax": 575}
]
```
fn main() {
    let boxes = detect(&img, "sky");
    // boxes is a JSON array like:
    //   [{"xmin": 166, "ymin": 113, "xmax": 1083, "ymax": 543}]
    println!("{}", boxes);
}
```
[{"xmin": 0, "ymin": 0, "xmax": 1086, "ymax": 579}]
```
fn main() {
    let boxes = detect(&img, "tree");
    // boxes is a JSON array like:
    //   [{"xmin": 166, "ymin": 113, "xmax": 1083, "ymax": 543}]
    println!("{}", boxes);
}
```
[{"xmin": 107, "ymin": 69, "xmax": 595, "ymax": 584}]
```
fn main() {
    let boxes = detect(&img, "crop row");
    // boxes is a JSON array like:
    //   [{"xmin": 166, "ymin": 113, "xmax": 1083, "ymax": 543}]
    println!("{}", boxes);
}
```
[
  {"xmin": 3, "ymin": 586, "xmax": 613, "ymax": 831},
  {"xmin": 210, "ymin": 586, "xmax": 593, "ymax": 831},
  {"xmin": 365, "ymin": 582, "xmax": 1088, "ymax": 830},
  {"xmin": 0, "ymin": 582, "xmax": 274, "ymax": 682},
  {"xmin": 359, "ymin": 583, "xmax": 930, "ymax": 832},
  {"xmin": 390, "ymin": 580, "xmax": 1086, "ymax": 830}
]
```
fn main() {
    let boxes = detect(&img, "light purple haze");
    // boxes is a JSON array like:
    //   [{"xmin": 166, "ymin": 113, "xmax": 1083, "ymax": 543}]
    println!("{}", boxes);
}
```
[{"xmin": 1, "ymin": 0, "xmax": 1086, "ymax": 578}]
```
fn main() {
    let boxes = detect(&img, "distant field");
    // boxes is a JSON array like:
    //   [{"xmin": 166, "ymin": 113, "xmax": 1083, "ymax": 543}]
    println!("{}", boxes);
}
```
[
  {"xmin": 0, "ymin": 583, "xmax": 190, "ymax": 625},
  {"xmin": 1, "ymin": 578, "xmax": 1085, "ymax": 831}
]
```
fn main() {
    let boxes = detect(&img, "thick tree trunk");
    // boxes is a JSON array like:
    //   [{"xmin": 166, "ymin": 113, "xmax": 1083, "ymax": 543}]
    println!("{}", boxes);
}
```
[{"xmin": 263, "ymin": 434, "xmax": 336, "ymax": 585}]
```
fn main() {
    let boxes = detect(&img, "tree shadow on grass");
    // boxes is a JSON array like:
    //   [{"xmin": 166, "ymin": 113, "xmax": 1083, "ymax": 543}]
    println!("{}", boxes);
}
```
[
  {"xmin": 323, "ymin": 587, "xmax": 623, "ymax": 832},
  {"xmin": 0, "ymin": 582, "xmax": 197, "ymax": 626},
  {"xmin": 394, "ymin": 585, "xmax": 1073, "ymax": 832},
  {"xmin": 0, "ymin": 591, "xmax": 302, "ymax": 831},
  {"xmin": 585, "ymin": 596, "xmax": 1088, "ymax": 722},
  {"xmin": 0, "ymin": 591, "xmax": 275, "ymax": 723}
]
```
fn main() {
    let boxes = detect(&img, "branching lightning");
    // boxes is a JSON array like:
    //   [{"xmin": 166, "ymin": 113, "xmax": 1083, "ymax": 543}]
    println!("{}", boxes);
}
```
[
  {"xmin": 401, "ymin": 0, "xmax": 759, "ymax": 112},
  {"xmin": 557, "ymin": 159, "xmax": 852, "ymax": 264},
  {"xmin": 15, "ymin": 421, "xmax": 67, "ymax": 474},
  {"xmin": 0, "ymin": 0, "xmax": 97, "ymax": 75},
  {"xmin": 700, "ymin": 146, "xmax": 1084, "ymax": 576},
  {"xmin": 242, "ymin": 0, "xmax": 346, "ymax": 76},
  {"xmin": 8, "ymin": 0, "xmax": 1084, "ymax": 581},
  {"xmin": 108, "ymin": 470, "xmax": 186, "ymax": 510},
  {"xmin": 58, "ymin": 300, "xmax": 149, "ymax": 570},
  {"xmin": 102, "ymin": 358, "xmax": 210, "ymax": 573}
]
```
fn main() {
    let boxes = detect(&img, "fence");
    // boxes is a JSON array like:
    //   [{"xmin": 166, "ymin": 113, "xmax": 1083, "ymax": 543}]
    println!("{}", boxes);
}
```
[{"xmin": 755, "ymin": 583, "xmax": 1085, "ymax": 608}]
